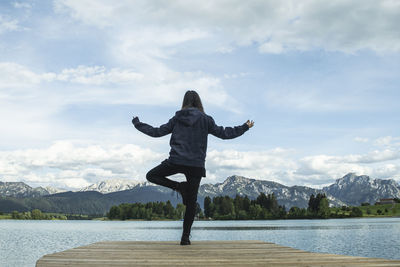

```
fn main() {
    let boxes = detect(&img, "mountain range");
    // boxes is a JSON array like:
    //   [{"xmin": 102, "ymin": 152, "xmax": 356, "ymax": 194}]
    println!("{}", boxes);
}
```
[
  {"xmin": 78, "ymin": 179, "xmax": 149, "ymax": 194},
  {"xmin": 0, "ymin": 181, "xmax": 64, "ymax": 198},
  {"xmin": 323, "ymin": 173, "xmax": 400, "ymax": 205},
  {"xmin": 1, "ymin": 173, "xmax": 399, "ymax": 215}
]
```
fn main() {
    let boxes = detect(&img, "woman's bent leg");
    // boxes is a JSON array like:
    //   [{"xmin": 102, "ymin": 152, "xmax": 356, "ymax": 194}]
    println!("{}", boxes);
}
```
[{"xmin": 146, "ymin": 161, "xmax": 180, "ymax": 190}]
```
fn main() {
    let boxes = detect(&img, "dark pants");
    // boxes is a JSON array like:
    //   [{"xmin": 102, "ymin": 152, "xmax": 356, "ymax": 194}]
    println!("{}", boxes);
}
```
[{"xmin": 146, "ymin": 160, "xmax": 202, "ymax": 235}]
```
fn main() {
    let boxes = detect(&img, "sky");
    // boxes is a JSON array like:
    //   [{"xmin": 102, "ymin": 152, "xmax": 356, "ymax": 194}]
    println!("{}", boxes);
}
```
[{"xmin": 1, "ymin": 0, "xmax": 400, "ymax": 190}]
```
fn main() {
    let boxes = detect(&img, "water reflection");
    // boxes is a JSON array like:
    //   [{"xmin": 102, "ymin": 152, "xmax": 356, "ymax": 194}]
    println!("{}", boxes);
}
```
[{"xmin": 136, "ymin": 225, "xmax": 365, "ymax": 230}]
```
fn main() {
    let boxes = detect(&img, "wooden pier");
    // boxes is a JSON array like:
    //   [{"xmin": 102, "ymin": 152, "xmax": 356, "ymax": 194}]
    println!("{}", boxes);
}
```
[{"xmin": 36, "ymin": 240, "xmax": 400, "ymax": 266}]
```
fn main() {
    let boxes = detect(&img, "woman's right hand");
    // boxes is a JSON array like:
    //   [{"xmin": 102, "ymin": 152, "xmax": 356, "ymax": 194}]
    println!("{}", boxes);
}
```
[{"xmin": 246, "ymin": 120, "xmax": 254, "ymax": 128}]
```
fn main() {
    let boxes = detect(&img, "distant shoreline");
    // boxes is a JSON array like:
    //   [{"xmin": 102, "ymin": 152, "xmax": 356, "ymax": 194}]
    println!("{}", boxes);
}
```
[
  {"xmin": 2, "ymin": 199, "xmax": 399, "ymax": 221},
  {"xmin": 2, "ymin": 214, "xmax": 399, "ymax": 221}
]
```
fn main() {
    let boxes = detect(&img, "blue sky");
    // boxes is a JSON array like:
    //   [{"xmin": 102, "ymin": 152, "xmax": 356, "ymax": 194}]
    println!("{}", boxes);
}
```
[{"xmin": 1, "ymin": 0, "xmax": 400, "ymax": 189}]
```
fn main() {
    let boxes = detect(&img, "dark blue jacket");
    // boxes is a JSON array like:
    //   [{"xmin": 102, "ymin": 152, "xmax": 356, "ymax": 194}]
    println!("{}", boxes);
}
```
[{"xmin": 132, "ymin": 107, "xmax": 249, "ymax": 168}]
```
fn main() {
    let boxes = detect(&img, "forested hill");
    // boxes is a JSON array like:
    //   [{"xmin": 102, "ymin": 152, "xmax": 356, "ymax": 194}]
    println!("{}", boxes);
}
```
[{"xmin": 0, "ymin": 186, "xmax": 181, "ymax": 215}]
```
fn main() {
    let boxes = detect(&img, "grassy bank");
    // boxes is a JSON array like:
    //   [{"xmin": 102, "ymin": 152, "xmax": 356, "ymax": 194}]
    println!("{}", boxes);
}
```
[
  {"xmin": 358, "ymin": 203, "xmax": 400, "ymax": 217},
  {"xmin": 0, "ymin": 210, "xmax": 105, "ymax": 220},
  {"xmin": 330, "ymin": 203, "xmax": 400, "ymax": 218},
  {"xmin": 0, "ymin": 213, "xmax": 12, "ymax": 219}
]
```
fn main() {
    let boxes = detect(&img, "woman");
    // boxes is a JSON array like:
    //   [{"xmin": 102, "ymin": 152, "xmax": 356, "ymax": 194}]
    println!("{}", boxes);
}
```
[{"xmin": 132, "ymin": 90, "xmax": 254, "ymax": 245}]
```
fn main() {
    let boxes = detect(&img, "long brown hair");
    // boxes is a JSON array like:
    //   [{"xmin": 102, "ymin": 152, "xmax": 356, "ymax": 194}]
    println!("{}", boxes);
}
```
[{"xmin": 181, "ymin": 90, "xmax": 204, "ymax": 113}]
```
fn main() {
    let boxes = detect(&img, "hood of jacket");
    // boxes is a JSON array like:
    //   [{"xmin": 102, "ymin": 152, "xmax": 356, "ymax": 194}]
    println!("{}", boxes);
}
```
[{"xmin": 175, "ymin": 107, "xmax": 203, "ymax": 126}]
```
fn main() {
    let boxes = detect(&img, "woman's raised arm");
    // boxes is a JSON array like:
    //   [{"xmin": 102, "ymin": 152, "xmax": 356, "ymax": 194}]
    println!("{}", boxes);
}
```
[
  {"xmin": 132, "ymin": 116, "xmax": 175, "ymax": 137},
  {"xmin": 207, "ymin": 117, "xmax": 253, "ymax": 140}
]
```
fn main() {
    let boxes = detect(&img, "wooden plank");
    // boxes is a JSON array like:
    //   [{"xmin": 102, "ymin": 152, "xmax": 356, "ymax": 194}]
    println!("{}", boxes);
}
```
[{"xmin": 36, "ymin": 241, "xmax": 400, "ymax": 267}]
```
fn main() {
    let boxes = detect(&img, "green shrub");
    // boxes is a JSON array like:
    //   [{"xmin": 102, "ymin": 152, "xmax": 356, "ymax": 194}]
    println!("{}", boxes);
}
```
[{"xmin": 350, "ymin": 207, "xmax": 363, "ymax": 217}]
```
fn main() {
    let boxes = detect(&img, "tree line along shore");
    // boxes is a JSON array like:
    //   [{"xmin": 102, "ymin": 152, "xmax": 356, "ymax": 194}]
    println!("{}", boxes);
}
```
[{"xmin": 2, "ymin": 193, "xmax": 399, "ymax": 220}]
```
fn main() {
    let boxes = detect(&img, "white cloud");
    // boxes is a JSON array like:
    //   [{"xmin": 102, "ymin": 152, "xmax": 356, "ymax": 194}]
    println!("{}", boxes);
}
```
[
  {"xmin": 0, "ymin": 61, "xmax": 239, "ymax": 132},
  {"xmin": 297, "ymin": 148, "xmax": 400, "ymax": 183},
  {"xmin": 259, "ymin": 42, "xmax": 284, "ymax": 54},
  {"xmin": 207, "ymin": 147, "xmax": 400, "ymax": 186},
  {"xmin": 54, "ymin": 0, "xmax": 400, "ymax": 54},
  {"xmin": 13, "ymin": 2, "xmax": 32, "ymax": 9},
  {"xmin": 0, "ymin": 15, "xmax": 20, "ymax": 34},
  {"xmin": 0, "ymin": 140, "xmax": 163, "ymax": 189},
  {"xmin": 54, "ymin": 65, "xmax": 144, "ymax": 85},
  {"xmin": 375, "ymin": 136, "xmax": 393, "ymax": 147},
  {"xmin": 297, "ymin": 155, "xmax": 371, "ymax": 177},
  {"xmin": 0, "ymin": 61, "xmax": 240, "ymax": 149},
  {"xmin": 346, "ymin": 150, "xmax": 400, "ymax": 164},
  {"xmin": 0, "ymin": 61, "xmax": 228, "ymax": 104},
  {"xmin": 0, "ymin": 62, "xmax": 45, "ymax": 88},
  {"xmin": 216, "ymin": 46, "xmax": 234, "ymax": 54},
  {"xmin": 374, "ymin": 136, "xmax": 400, "ymax": 148},
  {"xmin": 354, "ymin": 137, "xmax": 369, "ymax": 143},
  {"xmin": 53, "ymin": 0, "xmax": 119, "ymax": 28},
  {"xmin": 0, "ymin": 63, "xmax": 143, "ymax": 87},
  {"xmin": 208, "ymin": 146, "xmax": 400, "ymax": 186},
  {"xmin": 206, "ymin": 148, "xmax": 299, "ymax": 185},
  {"xmin": 1, "ymin": 140, "xmax": 400, "ymax": 189},
  {"xmin": 47, "ymin": 0, "xmax": 400, "ymax": 116}
]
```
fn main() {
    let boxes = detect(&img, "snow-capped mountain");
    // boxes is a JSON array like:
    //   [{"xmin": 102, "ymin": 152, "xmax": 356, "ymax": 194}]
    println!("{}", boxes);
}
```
[
  {"xmin": 78, "ymin": 179, "xmax": 149, "ymax": 194},
  {"xmin": 44, "ymin": 186, "xmax": 66, "ymax": 195},
  {"xmin": 323, "ymin": 173, "xmax": 400, "ymax": 206},
  {"xmin": 2, "ymin": 173, "xmax": 399, "ymax": 212},
  {"xmin": 0, "ymin": 181, "xmax": 59, "ymax": 198},
  {"xmin": 198, "ymin": 175, "xmax": 346, "ymax": 208}
]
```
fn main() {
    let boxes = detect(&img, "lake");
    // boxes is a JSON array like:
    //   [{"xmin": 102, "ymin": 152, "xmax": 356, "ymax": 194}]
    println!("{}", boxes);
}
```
[{"xmin": 1, "ymin": 217, "xmax": 399, "ymax": 267}]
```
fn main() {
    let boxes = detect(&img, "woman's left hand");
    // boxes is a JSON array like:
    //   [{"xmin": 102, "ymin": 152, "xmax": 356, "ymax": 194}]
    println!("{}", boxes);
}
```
[{"xmin": 246, "ymin": 120, "xmax": 254, "ymax": 128}]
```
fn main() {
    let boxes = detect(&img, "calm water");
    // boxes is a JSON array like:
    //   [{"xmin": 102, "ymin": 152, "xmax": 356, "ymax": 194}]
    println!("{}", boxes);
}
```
[{"xmin": 1, "ymin": 218, "xmax": 399, "ymax": 267}]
